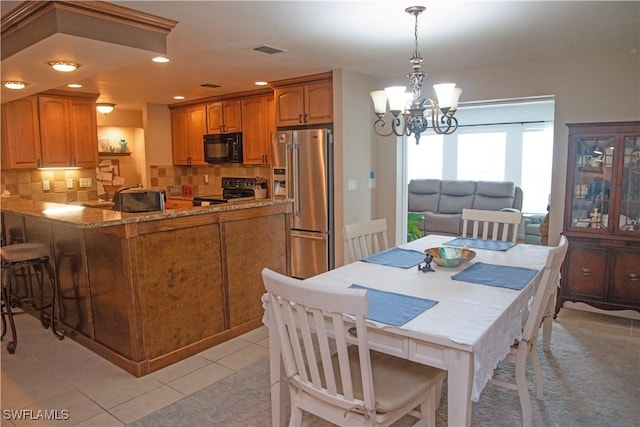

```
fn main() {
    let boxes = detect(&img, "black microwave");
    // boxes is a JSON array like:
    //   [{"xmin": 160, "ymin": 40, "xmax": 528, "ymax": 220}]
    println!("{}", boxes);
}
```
[{"xmin": 204, "ymin": 132, "xmax": 243, "ymax": 163}]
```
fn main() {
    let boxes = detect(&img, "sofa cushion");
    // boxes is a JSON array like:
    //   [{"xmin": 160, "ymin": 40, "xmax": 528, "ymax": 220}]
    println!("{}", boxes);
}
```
[
  {"xmin": 472, "ymin": 181, "xmax": 517, "ymax": 210},
  {"xmin": 438, "ymin": 180, "xmax": 476, "ymax": 214},
  {"xmin": 408, "ymin": 179, "xmax": 442, "ymax": 212},
  {"xmin": 423, "ymin": 212, "xmax": 462, "ymax": 235}
]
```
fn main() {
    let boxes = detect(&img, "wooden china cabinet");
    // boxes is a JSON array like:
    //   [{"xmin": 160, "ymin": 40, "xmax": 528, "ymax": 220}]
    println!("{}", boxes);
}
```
[{"xmin": 561, "ymin": 122, "xmax": 640, "ymax": 314}]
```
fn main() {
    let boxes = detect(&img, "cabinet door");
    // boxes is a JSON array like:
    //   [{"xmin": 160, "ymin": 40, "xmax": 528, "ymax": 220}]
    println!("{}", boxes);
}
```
[
  {"xmin": 611, "ymin": 250, "xmax": 640, "ymax": 305},
  {"xmin": 223, "ymin": 100, "xmax": 242, "ymax": 133},
  {"xmin": 187, "ymin": 106, "xmax": 206, "ymax": 165},
  {"xmin": 241, "ymin": 95, "xmax": 269, "ymax": 164},
  {"xmin": 206, "ymin": 101, "xmax": 241, "ymax": 134},
  {"xmin": 618, "ymin": 134, "xmax": 640, "ymax": 235},
  {"xmin": 304, "ymin": 80, "xmax": 333, "ymax": 125},
  {"xmin": 171, "ymin": 108, "xmax": 191, "ymax": 165},
  {"xmin": 1, "ymin": 96, "xmax": 42, "ymax": 169},
  {"xmin": 275, "ymin": 86, "xmax": 304, "ymax": 126},
  {"xmin": 171, "ymin": 106, "xmax": 206, "ymax": 165},
  {"xmin": 562, "ymin": 245, "xmax": 609, "ymax": 303},
  {"xmin": 206, "ymin": 102, "xmax": 224, "ymax": 134},
  {"xmin": 39, "ymin": 97, "xmax": 74, "ymax": 168},
  {"xmin": 68, "ymin": 98, "xmax": 98, "ymax": 168}
]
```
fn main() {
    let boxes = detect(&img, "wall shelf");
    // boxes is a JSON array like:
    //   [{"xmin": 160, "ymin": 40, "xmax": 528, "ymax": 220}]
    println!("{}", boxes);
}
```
[{"xmin": 99, "ymin": 152, "xmax": 131, "ymax": 156}]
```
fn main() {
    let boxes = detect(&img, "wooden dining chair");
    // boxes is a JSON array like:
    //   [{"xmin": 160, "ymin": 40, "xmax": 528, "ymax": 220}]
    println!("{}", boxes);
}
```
[
  {"xmin": 344, "ymin": 218, "xmax": 389, "ymax": 262},
  {"xmin": 262, "ymin": 268, "xmax": 444, "ymax": 427},
  {"xmin": 490, "ymin": 235, "xmax": 568, "ymax": 427},
  {"xmin": 461, "ymin": 208, "xmax": 523, "ymax": 242}
]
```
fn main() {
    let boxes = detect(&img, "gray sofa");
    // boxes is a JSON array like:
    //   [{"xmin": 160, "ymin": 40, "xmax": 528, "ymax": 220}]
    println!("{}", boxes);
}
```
[{"xmin": 408, "ymin": 179, "xmax": 523, "ymax": 236}]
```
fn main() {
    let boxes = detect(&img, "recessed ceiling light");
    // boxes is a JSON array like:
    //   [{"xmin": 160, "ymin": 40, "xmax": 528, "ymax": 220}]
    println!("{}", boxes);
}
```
[
  {"xmin": 67, "ymin": 83, "xmax": 82, "ymax": 88},
  {"xmin": 2, "ymin": 81, "xmax": 28, "ymax": 89},
  {"xmin": 254, "ymin": 81, "xmax": 268, "ymax": 86},
  {"xmin": 173, "ymin": 95, "xmax": 185, "ymax": 100},
  {"xmin": 49, "ymin": 61, "xmax": 79, "ymax": 72},
  {"xmin": 152, "ymin": 56, "xmax": 170, "ymax": 63}
]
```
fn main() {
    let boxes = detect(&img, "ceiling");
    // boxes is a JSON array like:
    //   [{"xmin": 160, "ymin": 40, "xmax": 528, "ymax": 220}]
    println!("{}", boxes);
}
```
[{"xmin": 1, "ymin": 1, "xmax": 638, "ymax": 112}]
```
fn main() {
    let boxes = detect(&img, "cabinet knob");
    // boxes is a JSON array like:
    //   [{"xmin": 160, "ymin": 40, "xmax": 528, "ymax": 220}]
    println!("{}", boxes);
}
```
[
  {"xmin": 580, "ymin": 268, "xmax": 592, "ymax": 277},
  {"xmin": 304, "ymin": 113, "xmax": 308, "ymax": 123},
  {"xmin": 629, "ymin": 273, "xmax": 640, "ymax": 282},
  {"xmin": 298, "ymin": 114, "xmax": 303, "ymax": 124}
]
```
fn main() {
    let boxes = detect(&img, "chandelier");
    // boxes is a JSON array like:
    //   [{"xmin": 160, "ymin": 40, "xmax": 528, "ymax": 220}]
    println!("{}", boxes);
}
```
[{"xmin": 370, "ymin": 6, "xmax": 462, "ymax": 144}]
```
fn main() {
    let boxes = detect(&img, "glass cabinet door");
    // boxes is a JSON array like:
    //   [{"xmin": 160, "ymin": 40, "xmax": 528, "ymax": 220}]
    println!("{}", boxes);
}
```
[
  {"xmin": 619, "ymin": 135, "xmax": 640, "ymax": 233},
  {"xmin": 570, "ymin": 136, "xmax": 614, "ymax": 229}
]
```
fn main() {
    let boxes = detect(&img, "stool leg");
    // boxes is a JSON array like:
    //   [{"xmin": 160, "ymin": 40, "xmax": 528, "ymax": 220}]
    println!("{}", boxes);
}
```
[
  {"xmin": 42, "ymin": 260, "xmax": 64, "ymax": 340},
  {"xmin": 32, "ymin": 263, "xmax": 50, "ymax": 329},
  {"xmin": 3, "ymin": 268, "xmax": 18, "ymax": 354}
]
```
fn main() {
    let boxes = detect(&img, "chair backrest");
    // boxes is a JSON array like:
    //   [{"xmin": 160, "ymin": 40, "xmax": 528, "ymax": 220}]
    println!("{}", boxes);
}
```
[
  {"xmin": 344, "ymin": 218, "xmax": 389, "ymax": 262},
  {"xmin": 461, "ymin": 208, "xmax": 522, "ymax": 242},
  {"xmin": 522, "ymin": 236, "xmax": 569, "ymax": 342},
  {"xmin": 262, "ymin": 268, "xmax": 377, "ymax": 416}
]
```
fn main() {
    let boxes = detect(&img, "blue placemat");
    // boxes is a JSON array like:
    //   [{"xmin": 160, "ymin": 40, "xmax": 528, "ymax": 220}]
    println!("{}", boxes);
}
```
[
  {"xmin": 451, "ymin": 262, "xmax": 538, "ymax": 290},
  {"xmin": 361, "ymin": 247, "xmax": 425, "ymax": 269},
  {"xmin": 350, "ymin": 284, "xmax": 438, "ymax": 326},
  {"xmin": 445, "ymin": 237, "xmax": 517, "ymax": 251}
]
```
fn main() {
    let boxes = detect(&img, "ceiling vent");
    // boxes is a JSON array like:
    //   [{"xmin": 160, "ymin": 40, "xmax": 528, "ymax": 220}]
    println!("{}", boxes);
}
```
[
  {"xmin": 200, "ymin": 83, "xmax": 221, "ymax": 89},
  {"xmin": 253, "ymin": 45, "xmax": 285, "ymax": 55}
]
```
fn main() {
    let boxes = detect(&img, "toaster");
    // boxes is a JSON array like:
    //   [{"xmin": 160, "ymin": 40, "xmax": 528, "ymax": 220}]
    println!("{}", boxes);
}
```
[{"xmin": 112, "ymin": 187, "xmax": 166, "ymax": 213}]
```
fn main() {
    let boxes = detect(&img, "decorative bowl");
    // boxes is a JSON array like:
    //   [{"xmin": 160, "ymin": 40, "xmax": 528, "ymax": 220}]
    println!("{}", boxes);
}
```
[{"xmin": 425, "ymin": 247, "xmax": 476, "ymax": 268}]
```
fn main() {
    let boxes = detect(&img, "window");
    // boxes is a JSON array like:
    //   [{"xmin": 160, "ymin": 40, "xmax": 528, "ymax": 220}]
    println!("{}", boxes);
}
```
[{"xmin": 406, "ymin": 99, "xmax": 554, "ymax": 214}]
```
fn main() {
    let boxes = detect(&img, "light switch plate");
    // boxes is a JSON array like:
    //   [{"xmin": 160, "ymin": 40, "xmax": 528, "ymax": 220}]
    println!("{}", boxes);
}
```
[
  {"xmin": 347, "ymin": 179, "xmax": 357, "ymax": 191},
  {"xmin": 79, "ymin": 178, "xmax": 92, "ymax": 188}
]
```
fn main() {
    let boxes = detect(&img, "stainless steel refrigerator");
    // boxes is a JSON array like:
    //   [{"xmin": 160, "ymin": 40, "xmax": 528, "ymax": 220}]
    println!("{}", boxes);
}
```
[{"xmin": 271, "ymin": 129, "xmax": 334, "ymax": 279}]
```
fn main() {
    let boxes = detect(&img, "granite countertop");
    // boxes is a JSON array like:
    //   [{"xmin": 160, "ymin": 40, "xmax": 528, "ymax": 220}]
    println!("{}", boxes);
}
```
[{"xmin": 0, "ymin": 197, "xmax": 292, "ymax": 229}]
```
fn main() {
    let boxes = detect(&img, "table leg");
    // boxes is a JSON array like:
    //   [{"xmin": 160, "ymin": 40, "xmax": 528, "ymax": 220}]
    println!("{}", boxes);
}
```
[
  {"xmin": 269, "ymin": 322, "xmax": 287, "ymax": 426},
  {"xmin": 446, "ymin": 349, "xmax": 474, "ymax": 427}
]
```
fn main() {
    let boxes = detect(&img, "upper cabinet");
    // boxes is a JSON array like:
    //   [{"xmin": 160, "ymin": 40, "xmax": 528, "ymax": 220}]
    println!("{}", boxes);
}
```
[
  {"xmin": 206, "ymin": 100, "xmax": 242, "ymax": 134},
  {"xmin": 274, "ymin": 79, "xmax": 332, "ymax": 127},
  {"xmin": 171, "ymin": 104, "xmax": 207, "ymax": 166},
  {"xmin": 1, "ymin": 93, "xmax": 98, "ymax": 169},
  {"xmin": 39, "ymin": 96, "xmax": 99, "ymax": 168},
  {"xmin": 241, "ymin": 94, "xmax": 275, "ymax": 164},
  {"xmin": 1, "ymin": 96, "xmax": 42, "ymax": 169}
]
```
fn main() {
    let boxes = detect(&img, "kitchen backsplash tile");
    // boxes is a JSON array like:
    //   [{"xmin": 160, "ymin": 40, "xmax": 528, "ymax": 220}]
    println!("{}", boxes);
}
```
[{"xmin": 2, "ymin": 164, "xmax": 271, "ymax": 201}]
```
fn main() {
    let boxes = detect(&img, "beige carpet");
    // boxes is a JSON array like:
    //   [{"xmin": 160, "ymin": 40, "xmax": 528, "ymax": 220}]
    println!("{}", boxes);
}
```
[{"xmin": 129, "ymin": 316, "xmax": 639, "ymax": 427}]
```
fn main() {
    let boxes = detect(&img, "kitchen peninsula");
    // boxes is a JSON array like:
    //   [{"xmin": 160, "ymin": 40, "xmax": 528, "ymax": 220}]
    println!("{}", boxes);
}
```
[{"xmin": 1, "ymin": 198, "xmax": 292, "ymax": 376}]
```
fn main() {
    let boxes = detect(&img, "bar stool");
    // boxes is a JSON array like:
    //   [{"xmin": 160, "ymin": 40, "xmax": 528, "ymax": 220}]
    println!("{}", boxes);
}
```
[{"xmin": 1, "ymin": 242, "xmax": 64, "ymax": 353}]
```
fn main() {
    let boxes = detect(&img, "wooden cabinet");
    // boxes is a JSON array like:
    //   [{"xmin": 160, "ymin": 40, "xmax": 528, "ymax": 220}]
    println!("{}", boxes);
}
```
[
  {"xmin": 171, "ymin": 104, "xmax": 207, "ymax": 165},
  {"xmin": 274, "ymin": 79, "xmax": 332, "ymax": 126},
  {"xmin": 561, "ymin": 122, "xmax": 640, "ymax": 313},
  {"xmin": 241, "ymin": 94, "xmax": 274, "ymax": 164},
  {"xmin": 206, "ymin": 100, "xmax": 241, "ymax": 134},
  {"xmin": 39, "ymin": 95, "xmax": 99, "ymax": 168},
  {"xmin": 1, "ymin": 96, "xmax": 42, "ymax": 169}
]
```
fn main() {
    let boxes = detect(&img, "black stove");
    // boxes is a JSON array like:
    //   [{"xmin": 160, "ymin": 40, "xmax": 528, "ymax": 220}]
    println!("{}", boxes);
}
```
[{"xmin": 193, "ymin": 177, "xmax": 257, "ymax": 206}]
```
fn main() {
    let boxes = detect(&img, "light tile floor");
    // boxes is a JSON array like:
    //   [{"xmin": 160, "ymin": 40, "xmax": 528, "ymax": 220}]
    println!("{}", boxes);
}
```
[
  {"xmin": 1, "ymin": 307, "xmax": 637, "ymax": 426},
  {"xmin": 1, "ymin": 312, "xmax": 269, "ymax": 427}
]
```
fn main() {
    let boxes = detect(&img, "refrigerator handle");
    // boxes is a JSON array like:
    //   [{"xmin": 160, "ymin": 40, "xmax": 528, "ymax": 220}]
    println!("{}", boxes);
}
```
[{"xmin": 292, "ymin": 143, "xmax": 300, "ymax": 217}]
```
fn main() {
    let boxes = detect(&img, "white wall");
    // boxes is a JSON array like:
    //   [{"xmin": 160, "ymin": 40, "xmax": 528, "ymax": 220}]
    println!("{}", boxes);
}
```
[
  {"xmin": 143, "ymin": 103, "xmax": 173, "ymax": 186},
  {"xmin": 370, "ymin": 48, "xmax": 640, "ymax": 247}
]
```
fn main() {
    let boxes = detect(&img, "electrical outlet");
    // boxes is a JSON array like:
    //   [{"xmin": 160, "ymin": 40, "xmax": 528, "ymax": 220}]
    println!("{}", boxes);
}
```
[
  {"xmin": 42, "ymin": 180, "xmax": 50, "ymax": 191},
  {"xmin": 347, "ymin": 179, "xmax": 357, "ymax": 191},
  {"xmin": 66, "ymin": 179, "xmax": 74, "ymax": 189},
  {"xmin": 79, "ymin": 178, "xmax": 92, "ymax": 188},
  {"xmin": 204, "ymin": 174, "xmax": 209, "ymax": 184}
]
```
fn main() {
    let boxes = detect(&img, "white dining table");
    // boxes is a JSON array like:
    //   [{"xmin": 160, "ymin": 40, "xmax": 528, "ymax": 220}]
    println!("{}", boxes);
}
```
[{"xmin": 265, "ymin": 234, "xmax": 553, "ymax": 427}]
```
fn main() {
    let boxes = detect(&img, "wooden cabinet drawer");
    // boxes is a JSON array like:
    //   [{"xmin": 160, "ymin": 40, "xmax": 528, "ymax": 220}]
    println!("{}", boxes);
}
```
[
  {"xmin": 563, "ymin": 245, "xmax": 608, "ymax": 300},
  {"xmin": 611, "ymin": 250, "xmax": 640, "ymax": 304}
]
